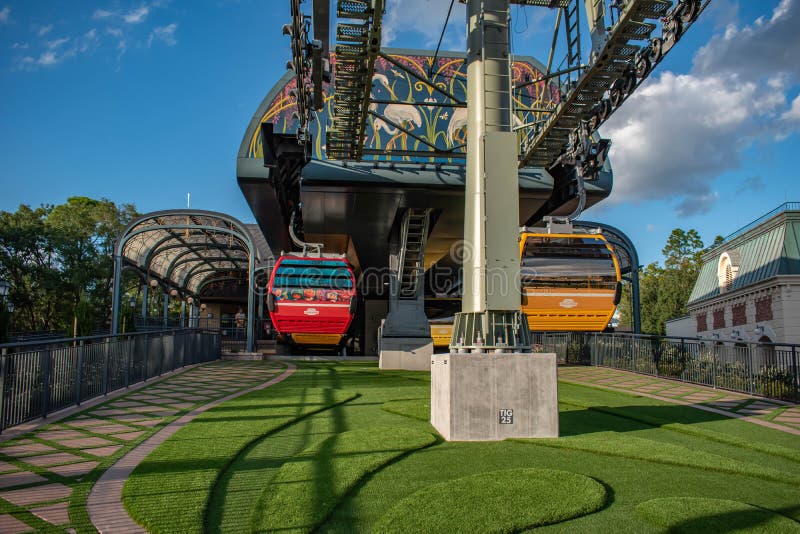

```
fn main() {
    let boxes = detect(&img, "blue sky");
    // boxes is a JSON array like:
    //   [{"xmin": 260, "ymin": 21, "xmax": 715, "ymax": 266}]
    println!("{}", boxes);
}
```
[{"xmin": 1, "ymin": 0, "xmax": 799, "ymax": 267}]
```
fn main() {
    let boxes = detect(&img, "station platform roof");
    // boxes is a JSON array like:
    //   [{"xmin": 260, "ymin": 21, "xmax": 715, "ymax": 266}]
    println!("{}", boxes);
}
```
[
  {"xmin": 236, "ymin": 48, "xmax": 613, "ymax": 290},
  {"xmin": 116, "ymin": 210, "xmax": 272, "ymax": 299}
]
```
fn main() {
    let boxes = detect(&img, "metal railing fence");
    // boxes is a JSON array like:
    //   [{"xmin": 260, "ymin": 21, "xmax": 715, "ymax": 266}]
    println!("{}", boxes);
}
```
[
  {"xmin": 194, "ymin": 317, "xmax": 274, "ymax": 352},
  {"xmin": 0, "ymin": 328, "xmax": 221, "ymax": 433},
  {"xmin": 532, "ymin": 331, "xmax": 800, "ymax": 402}
]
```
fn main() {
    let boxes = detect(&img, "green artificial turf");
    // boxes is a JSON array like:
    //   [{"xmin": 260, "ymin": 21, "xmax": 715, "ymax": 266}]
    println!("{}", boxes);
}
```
[
  {"xmin": 380, "ymin": 398, "xmax": 430, "ymax": 421},
  {"xmin": 0, "ymin": 360, "xmax": 281, "ymax": 534},
  {"xmin": 375, "ymin": 468, "xmax": 606, "ymax": 533},
  {"xmin": 559, "ymin": 396, "xmax": 800, "ymax": 463},
  {"xmin": 636, "ymin": 497, "xmax": 800, "ymax": 533},
  {"xmin": 121, "ymin": 362, "xmax": 800, "ymax": 533},
  {"xmin": 122, "ymin": 386, "xmax": 357, "ymax": 534},
  {"xmin": 254, "ymin": 427, "xmax": 436, "ymax": 533},
  {"xmin": 513, "ymin": 431, "xmax": 799, "ymax": 484}
]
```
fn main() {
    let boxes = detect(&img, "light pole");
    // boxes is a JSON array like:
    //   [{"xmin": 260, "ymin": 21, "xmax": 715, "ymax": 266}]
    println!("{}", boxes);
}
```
[
  {"xmin": 123, "ymin": 297, "xmax": 135, "ymax": 333},
  {"xmin": 0, "ymin": 280, "xmax": 11, "ymax": 343}
]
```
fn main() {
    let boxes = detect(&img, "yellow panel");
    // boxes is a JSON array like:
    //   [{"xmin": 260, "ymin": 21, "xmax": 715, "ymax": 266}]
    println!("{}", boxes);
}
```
[
  {"xmin": 291, "ymin": 333, "xmax": 343, "ymax": 346},
  {"xmin": 522, "ymin": 287, "xmax": 616, "ymax": 332},
  {"xmin": 430, "ymin": 323, "xmax": 454, "ymax": 347}
]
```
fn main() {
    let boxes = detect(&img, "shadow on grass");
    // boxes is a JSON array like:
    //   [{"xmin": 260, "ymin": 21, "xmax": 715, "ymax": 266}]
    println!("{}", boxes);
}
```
[
  {"xmin": 675, "ymin": 506, "xmax": 800, "ymax": 533},
  {"xmin": 637, "ymin": 499, "xmax": 800, "ymax": 533},
  {"xmin": 206, "ymin": 364, "xmax": 351, "ymax": 534},
  {"xmin": 560, "ymin": 402, "xmax": 735, "ymax": 437}
]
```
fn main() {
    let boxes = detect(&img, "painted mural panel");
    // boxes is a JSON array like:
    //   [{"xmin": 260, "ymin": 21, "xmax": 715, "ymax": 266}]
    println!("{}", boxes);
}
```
[{"xmin": 248, "ymin": 51, "xmax": 560, "ymax": 164}]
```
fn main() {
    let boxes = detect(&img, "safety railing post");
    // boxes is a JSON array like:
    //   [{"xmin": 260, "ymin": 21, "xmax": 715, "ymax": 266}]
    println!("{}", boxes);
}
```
[
  {"xmin": 76, "ymin": 341, "xmax": 84, "ymax": 406},
  {"xmin": 792, "ymin": 346, "xmax": 798, "ymax": 404},
  {"xmin": 40, "ymin": 346, "xmax": 51, "ymax": 418},
  {"xmin": 158, "ymin": 333, "xmax": 165, "ymax": 377},
  {"xmin": 102, "ymin": 338, "xmax": 110, "ymax": 395},
  {"xmin": 712, "ymin": 343, "xmax": 718, "ymax": 389},
  {"xmin": 143, "ymin": 332, "xmax": 150, "ymax": 382},
  {"xmin": 0, "ymin": 351, "xmax": 7, "ymax": 433},
  {"xmin": 181, "ymin": 330, "xmax": 187, "ymax": 368},
  {"xmin": 611, "ymin": 334, "xmax": 616, "ymax": 369},
  {"xmin": 124, "ymin": 335, "xmax": 132, "ymax": 388},
  {"xmin": 747, "ymin": 344, "xmax": 754, "ymax": 395}
]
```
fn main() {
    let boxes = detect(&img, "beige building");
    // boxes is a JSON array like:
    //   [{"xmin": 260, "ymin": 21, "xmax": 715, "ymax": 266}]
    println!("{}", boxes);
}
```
[{"xmin": 677, "ymin": 203, "xmax": 800, "ymax": 344}]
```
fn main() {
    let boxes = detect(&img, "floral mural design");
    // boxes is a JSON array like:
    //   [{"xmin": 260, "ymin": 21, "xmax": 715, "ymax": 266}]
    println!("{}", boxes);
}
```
[{"xmin": 248, "ymin": 52, "xmax": 560, "ymax": 164}]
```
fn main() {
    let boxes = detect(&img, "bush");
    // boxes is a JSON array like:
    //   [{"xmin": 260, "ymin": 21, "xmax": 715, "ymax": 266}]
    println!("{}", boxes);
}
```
[
  {"xmin": 565, "ymin": 339, "xmax": 591, "ymax": 365},
  {"xmin": 656, "ymin": 343, "xmax": 687, "ymax": 378},
  {"xmin": 755, "ymin": 366, "xmax": 797, "ymax": 400}
]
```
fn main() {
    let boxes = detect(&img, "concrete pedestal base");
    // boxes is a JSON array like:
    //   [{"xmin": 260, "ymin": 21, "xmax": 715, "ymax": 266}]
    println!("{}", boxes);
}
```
[
  {"xmin": 379, "ymin": 337, "xmax": 433, "ymax": 370},
  {"xmin": 431, "ymin": 352, "xmax": 558, "ymax": 441}
]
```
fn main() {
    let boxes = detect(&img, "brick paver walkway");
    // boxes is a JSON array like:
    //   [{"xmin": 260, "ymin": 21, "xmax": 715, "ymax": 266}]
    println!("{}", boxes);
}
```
[
  {"xmin": 0, "ymin": 360, "xmax": 287, "ymax": 533},
  {"xmin": 88, "ymin": 362, "xmax": 295, "ymax": 533},
  {"xmin": 559, "ymin": 366, "xmax": 800, "ymax": 435}
]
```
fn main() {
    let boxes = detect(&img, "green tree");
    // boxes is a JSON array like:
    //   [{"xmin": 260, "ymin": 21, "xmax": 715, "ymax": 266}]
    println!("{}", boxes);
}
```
[
  {"xmin": 637, "ymin": 228, "xmax": 707, "ymax": 335},
  {"xmin": 0, "ymin": 197, "xmax": 137, "ymax": 335},
  {"xmin": 662, "ymin": 228, "xmax": 704, "ymax": 269}
]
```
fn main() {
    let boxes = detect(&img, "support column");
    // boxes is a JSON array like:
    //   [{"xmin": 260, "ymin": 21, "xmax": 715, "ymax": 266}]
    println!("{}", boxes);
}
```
[
  {"xmin": 379, "ymin": 210, "xmax": 433, "ymax": 370},
  {"xmin": 246, "ymin": 253, "xmax": 255, "ymax": 353},
  {"xmin": 450, "ymin": 0, "xmax": 530, "ymax": 353},
  {"xmin": 433, "ymin": 0, "xmax": 557, "ymax": 441},
  {"xmin": 631, "ymin": 268, "xmax": 642, "ymax": 334},
  {"xmin": 180, "ymin": 300, "xmax": 186, "ymax": 327},
  {"xmin": 141, "ymin": 284, "xmax": 148, "ymax": 323},
  {"xmin": 163, "ymin": 291, "xmax": 169, "ymax": 328},
  {"xmin": 110, "ymin": 255, "xmax": 122, "ymax": 335}
]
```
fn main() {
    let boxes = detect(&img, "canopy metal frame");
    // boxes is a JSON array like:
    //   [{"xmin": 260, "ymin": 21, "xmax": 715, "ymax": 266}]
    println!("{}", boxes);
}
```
[
  {"xmin": 573, "ymin": 220, "xmax": 641, "ymax": 333},
  {"xmin": 111, "ymin": 210, "xmax": 262, "ymax": 352}
]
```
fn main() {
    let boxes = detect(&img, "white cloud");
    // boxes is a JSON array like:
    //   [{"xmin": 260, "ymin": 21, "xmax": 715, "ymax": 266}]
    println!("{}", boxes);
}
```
[
  {"xmin": 604, "ymin": 74, "xmax": 766, "ymax": 205},
  {"xmin": 382, "ymin": 0, "xmax": 465, "ymax": 48},
  {"xmin": 93, "ymin": 9, "xmax": 114, "ymax": 20},
  {"xmin": 47, "ymin": 37, "xmax": 70, "ymax": 50},
  {"xmin": 0, "ymin": 6, "xmax": 9, "ymax": 23},
  {"xmin": 11, "ymin": 42, "xmax": 29, "ymax": 50},
  {"xmin": 694, "ymin": 0, "xmax": 800, "ymax": 80},
  {"xmin": 106, "ymin": 27, "xmax": 123, "ymax": 38},
  {"xmin": 123, "ymin": 6, "xmax": 149, "ymax": 24},
  {"xmin": 602, "ymin": 0, "xmax": 800, "ymax": 215},
  {"xmin": 148, "ymin": 23, "xmax": 177, "ymax": 47},
  {"xmin": 783, "ymin": 94, "xmax": 800, "ymax": 122},
  {"xmin": 675, "ymin": 192, "xmax": 719, "ymax": 217},
  {"xmin": 37, "ymin": 51, "xmax": 59, "ymax": 66},
  {"xmin": 37, "ymin": 24, "xmax": 53, "ymax": 37},
  {"xmin": 16, "ymin": 28, "xmax": 101, "ymax": 70}
]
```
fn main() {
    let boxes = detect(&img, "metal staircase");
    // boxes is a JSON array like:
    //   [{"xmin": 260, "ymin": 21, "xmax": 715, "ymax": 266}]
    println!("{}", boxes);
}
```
[
  {"xmin": 518, "ymin": 0, "xmax": 703, "ymax": 170},
  {"xmin": 326, "ymin": 0, "xmax": 385, "ymax": 160},
  {"xmin": 397, "ymin": 209, "xmax": 431, "ymax": 299}
]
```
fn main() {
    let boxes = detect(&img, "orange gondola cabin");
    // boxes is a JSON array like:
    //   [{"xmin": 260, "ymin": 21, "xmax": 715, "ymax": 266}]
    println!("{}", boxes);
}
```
[{"xmin": 519, "ymin": 232, "xmax": 622, "ymax": 331}]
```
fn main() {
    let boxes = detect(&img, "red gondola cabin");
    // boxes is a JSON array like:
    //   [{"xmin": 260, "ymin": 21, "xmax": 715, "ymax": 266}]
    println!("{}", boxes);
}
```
[{"xmin": 267, "ymin": 256, "xmax": 356, "ymax": 348}]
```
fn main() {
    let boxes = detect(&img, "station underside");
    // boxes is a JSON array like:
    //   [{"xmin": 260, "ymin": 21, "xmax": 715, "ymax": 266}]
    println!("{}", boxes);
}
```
[{"xmin": 240, "ymin": 157, "xmax": 611, "ymax": 297}]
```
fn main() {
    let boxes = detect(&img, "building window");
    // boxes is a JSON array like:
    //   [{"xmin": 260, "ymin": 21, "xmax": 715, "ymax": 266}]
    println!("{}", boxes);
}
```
[
  {"xmin": 717, "ymin": 252, "xmax": 739, "ymax": 292},
  {"xmin": 696, "ymin": 313, "xmax": 707, "ymax": 332},
  {"xmin": 755, "ymin": 296, "xmax": 773, "ymax": 322},
  {"xmin": 713, "ymin": 308, "xmax": 725, "ymax": 329},
  {"xmin": 732, "ymin": 303, "xmax": 746, "ymax": 326}
]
